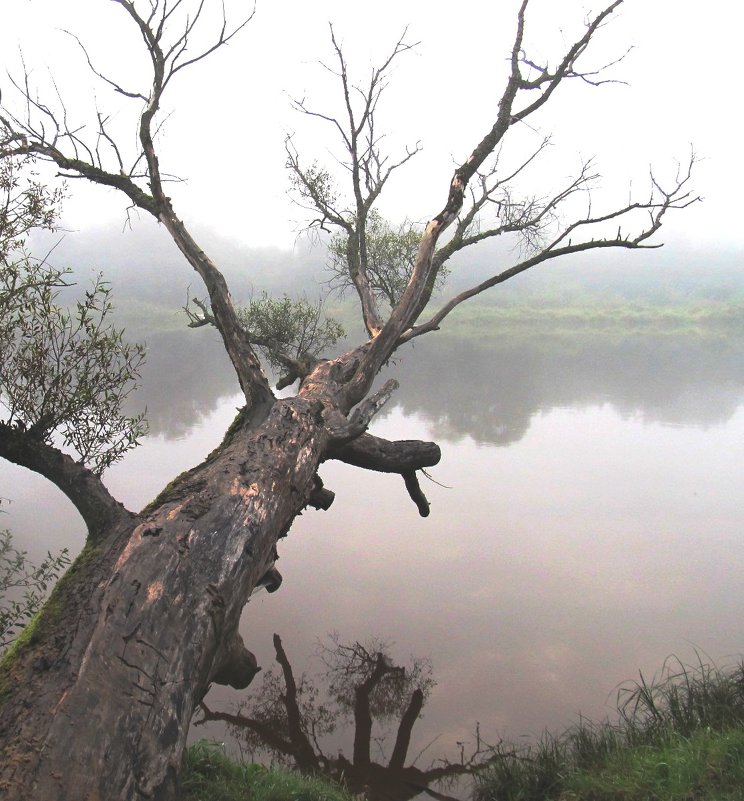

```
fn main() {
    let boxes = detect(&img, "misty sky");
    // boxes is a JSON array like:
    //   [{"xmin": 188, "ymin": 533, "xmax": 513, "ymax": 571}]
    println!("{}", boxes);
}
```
[{"xmin": 1, "ymin": 0, "xmax": 742, "ymax": 252}]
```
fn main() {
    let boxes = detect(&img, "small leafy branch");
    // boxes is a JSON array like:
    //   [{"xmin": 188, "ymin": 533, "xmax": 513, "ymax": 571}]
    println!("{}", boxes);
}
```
[
  {"xmin": 186, "ymin": 291, "xmax": 345, "ymax": 390},
  {"xmin": 326, "ymin": 211, "xmax": 447, "ymax": 310},
  {"xmin": 0, "ymin": 156, "xmax": 64, "ymax": 261},
  {"xmin": 0, "ymin": 154, "xmax": 147, "ymax": 474},
  {"xmin": 0, "ymin": 263, "xmax": 148, "ymax": 473},
  {"xmin": 0, "ymin": 527, "xmax": 70, "ymax": 652}
]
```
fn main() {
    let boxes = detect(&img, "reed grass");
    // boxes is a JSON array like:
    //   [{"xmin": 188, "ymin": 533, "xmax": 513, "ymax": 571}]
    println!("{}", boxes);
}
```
[{"xmin": 475, "ymin": 654, "xmax": 744, "ymax": 801}]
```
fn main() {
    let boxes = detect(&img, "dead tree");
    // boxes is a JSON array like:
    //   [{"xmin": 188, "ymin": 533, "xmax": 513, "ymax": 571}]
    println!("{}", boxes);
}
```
[{"xmin": 0, "ymin": 1, "xmax": 697, "ymax": 799}]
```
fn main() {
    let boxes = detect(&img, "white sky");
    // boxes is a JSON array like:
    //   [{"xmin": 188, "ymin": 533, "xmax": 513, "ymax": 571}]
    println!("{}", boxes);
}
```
[{"xmin": 1, "ymin": 0, "xmax": 742, "ymax": 251}]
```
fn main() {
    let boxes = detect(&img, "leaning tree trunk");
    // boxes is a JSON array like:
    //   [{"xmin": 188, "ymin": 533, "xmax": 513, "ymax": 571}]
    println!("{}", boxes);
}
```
[{"xmin": 0, "ymin": 395, "xmax": 330, "ymax": 800}]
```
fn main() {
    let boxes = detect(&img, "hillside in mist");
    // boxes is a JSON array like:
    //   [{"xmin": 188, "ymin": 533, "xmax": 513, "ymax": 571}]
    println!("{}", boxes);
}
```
[{"xmin": 29, "ymin": 219, "xmax": 744, "ymax": 311}]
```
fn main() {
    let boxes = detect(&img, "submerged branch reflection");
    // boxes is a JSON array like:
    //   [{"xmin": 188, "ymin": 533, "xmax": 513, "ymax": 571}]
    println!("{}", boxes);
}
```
[{"xmin": 197, "ymin": 633, "xmax": 489, "ymax": 801}]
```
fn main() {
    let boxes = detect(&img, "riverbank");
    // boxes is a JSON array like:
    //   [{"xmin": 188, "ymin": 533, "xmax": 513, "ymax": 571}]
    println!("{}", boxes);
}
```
[
  {"xmin": 441, "ymin": 300, "xmax": 744, "ymax": 339},
  {"xmin": 183, "ymin": 656, "xmax": 744, "ymax": 801},
  {"xmin": 108, "ymin": 291, "xmax": 744, "ymax": 342},
  {"xmin": 475, "ymin": 655, "xmax": 744, "ymax": 801}
]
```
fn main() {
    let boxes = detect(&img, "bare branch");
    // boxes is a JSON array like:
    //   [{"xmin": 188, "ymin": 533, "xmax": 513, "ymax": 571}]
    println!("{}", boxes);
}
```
[
  {"xmin": 288, "ymin": 27, "xmax": 420, "ymax": 338},
  {"xmin": 272, "ymin": 633, "xmax": 321, "ymax": 773},
  {"xmin": 62, "ymin": 30, "xmax": 148, "ymax": 100},
  {"xmin": 327, "ymin": 378, "xmax": 399, "ymax": 445},
  {"xmin": 1, "ymin": 2, "xmax": 273, "ymax": 409},
  {"xmin": 328, "ymin": 433, "xmax": 440, "ymax": 517},
  {"xmin": 402, "ymin": 471, "xmax": 431, "ymax": 518},
  {"xmin": 404, "ymin": 153, "xmax": 700, "ymax": 342},
  {"xmin": 511, "ymin": 1, "xmax": 626, "ymax": 123},
  {"xmin": 196, "ymin": 703, "xmax": 298, "ymax": 760},
  {"xmin": 389, "ymin": 688, "xmax": 425, "ymax": 769},
  {"xmin": 339, "ymin": 0, "xmax": 647, "ymax": 409}
]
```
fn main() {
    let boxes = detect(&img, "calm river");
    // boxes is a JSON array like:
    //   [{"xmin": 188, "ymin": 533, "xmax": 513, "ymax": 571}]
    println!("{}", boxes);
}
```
[{"xmin": 2, "ymin": 327, "xmax": 744, "ymax": 762}]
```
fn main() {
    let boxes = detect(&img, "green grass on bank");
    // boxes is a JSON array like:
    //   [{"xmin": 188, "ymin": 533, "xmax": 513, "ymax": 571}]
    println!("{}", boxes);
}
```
[
  {"xmin": 566, "ymin": 727, "xmax": 744, "ymax": 800},
  {"xmin": 181, "ymin": 741, "xmax": 352, "ymax": 801},
  {"xmin": 440, "ymin": 300, "xmax": 744, "ymax": 340},
  {"xmin": 475, "ymin": 656, "xmax": 744, "ymax": 801},
  {"xmin": 111, "ymin": 295, "xmax": 744, "ymax": 343}
]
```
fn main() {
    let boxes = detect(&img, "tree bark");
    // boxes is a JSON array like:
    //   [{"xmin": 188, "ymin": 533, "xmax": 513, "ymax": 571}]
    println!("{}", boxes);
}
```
[
  {"xmin": 0, "ymin": 383, "xmax": 440, "ymax": 800},
  {"xmin": 0, "ymin": 397, "xmax": 329, "ymax": 800}
]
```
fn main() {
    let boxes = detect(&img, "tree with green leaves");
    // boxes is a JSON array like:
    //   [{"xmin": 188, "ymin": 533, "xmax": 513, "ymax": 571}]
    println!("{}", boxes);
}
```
[
  {"xmin": 0, "ymin": 2, "xmax": 696, "ymax": 798},
  {"xmin": 0, "ymin": 156, "xmax": 146, "ymax": 532}
]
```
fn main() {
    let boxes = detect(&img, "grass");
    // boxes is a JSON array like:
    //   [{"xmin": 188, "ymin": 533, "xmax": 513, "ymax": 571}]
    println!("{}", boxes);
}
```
[
  {"xmin": 566, "ymin": 728, "xmax": 744, "ymax": 800},
  {"xmin": 474, "ymin": 655, "xmax": 744, "ymax": 801},
  {"xmin": 181, "ymin": 741, "xmax": 352, "ymax": 801},
  {"xmin": 181, "ymin": 657, "xmax": 744, "ymax": 801}
]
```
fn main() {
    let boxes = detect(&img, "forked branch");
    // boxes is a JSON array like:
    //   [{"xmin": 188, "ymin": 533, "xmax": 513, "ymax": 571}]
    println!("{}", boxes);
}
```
[
  {"xmin": 288, "ymin": 26, "xmax": 421, "ymax": 338},
  {"xmin": 339, "ymin": 0, "xmax": 690, "ymax": 410},
  {"xmin": 403, "ymin": 153, "xmax": 700, "ymax": 343}
]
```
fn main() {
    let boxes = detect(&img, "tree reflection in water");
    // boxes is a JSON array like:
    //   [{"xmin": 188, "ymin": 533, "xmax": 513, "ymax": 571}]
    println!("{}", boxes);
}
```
[
  {"xmin": 197, "ymin": 633, "xmax": 488, "ymax": 801},
  {"xmin": 133, "ymin": 328, "xmax": 744, "ymax": 445}
]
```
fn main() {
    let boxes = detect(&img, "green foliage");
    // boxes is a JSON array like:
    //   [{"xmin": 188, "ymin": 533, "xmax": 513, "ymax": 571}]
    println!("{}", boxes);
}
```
[
  {"xmin": 327, "ymin": 210, "xmax": 437, "ymax": 308},
  {"xmin": 0, "ymin": 157, "xmax": 64, "ymax": 260},
  {"xmin": 0, "ymin": 528, "xmax": 70, "ymax": 653},
  {"xmin": 181, "ymin": 741, "xmax": 352, "ymax": 801},
  {"xmin": 236, "ymin": 293, "xmax": 344, "ymax": 375},
  {"xmin": 474, "ymin": 656, "xmax": 744, "ymax": 801},
  {"xmin": 0, "ymin": 158, "xmax": 147, "ymax": 473},
  {"xmin": 286, "ymin": 158, "xmax": 340, "ymax": 218},
  {"xmin": 0, "ymin": 262, "xmax": 148, "ymax": 472}
]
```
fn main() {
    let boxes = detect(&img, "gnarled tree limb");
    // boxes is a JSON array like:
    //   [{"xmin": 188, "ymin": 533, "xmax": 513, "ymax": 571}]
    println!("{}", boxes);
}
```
[{"xmin": 0, "ymin": 421, "xmax": 132, "ymax": 539}]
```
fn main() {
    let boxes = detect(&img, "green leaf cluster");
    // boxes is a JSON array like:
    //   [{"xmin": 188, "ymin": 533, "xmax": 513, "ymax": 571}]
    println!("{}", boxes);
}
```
[
  {"xmin": 327, "ymin": 210, "xmax": 436, "ymax": 309},
  {"xmin": 237, "ymin": 293, "xmax": 344, "ymax": 375},
  {"xmin": 0, "ymin": 261, "xmax": 148, "ymax": 473},
  {"xmin": 0, "ymin": 157, "xmax": 147, "ymax": 473},
  {"xmin": 0, "ymin": 157, "xmax": 64, "ymax": 261}
]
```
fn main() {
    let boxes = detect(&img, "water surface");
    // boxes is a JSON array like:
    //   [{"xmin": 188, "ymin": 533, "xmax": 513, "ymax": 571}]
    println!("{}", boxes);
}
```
[{"xmin": 2, "ymin": 329, "xmax": 743, "ymax": 762}]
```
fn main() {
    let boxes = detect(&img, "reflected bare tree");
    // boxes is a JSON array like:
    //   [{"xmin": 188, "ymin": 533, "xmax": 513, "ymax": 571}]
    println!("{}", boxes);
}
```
[{"xmin": 198, "ymin": 634, "xmax": 485, "ymax": 801}]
